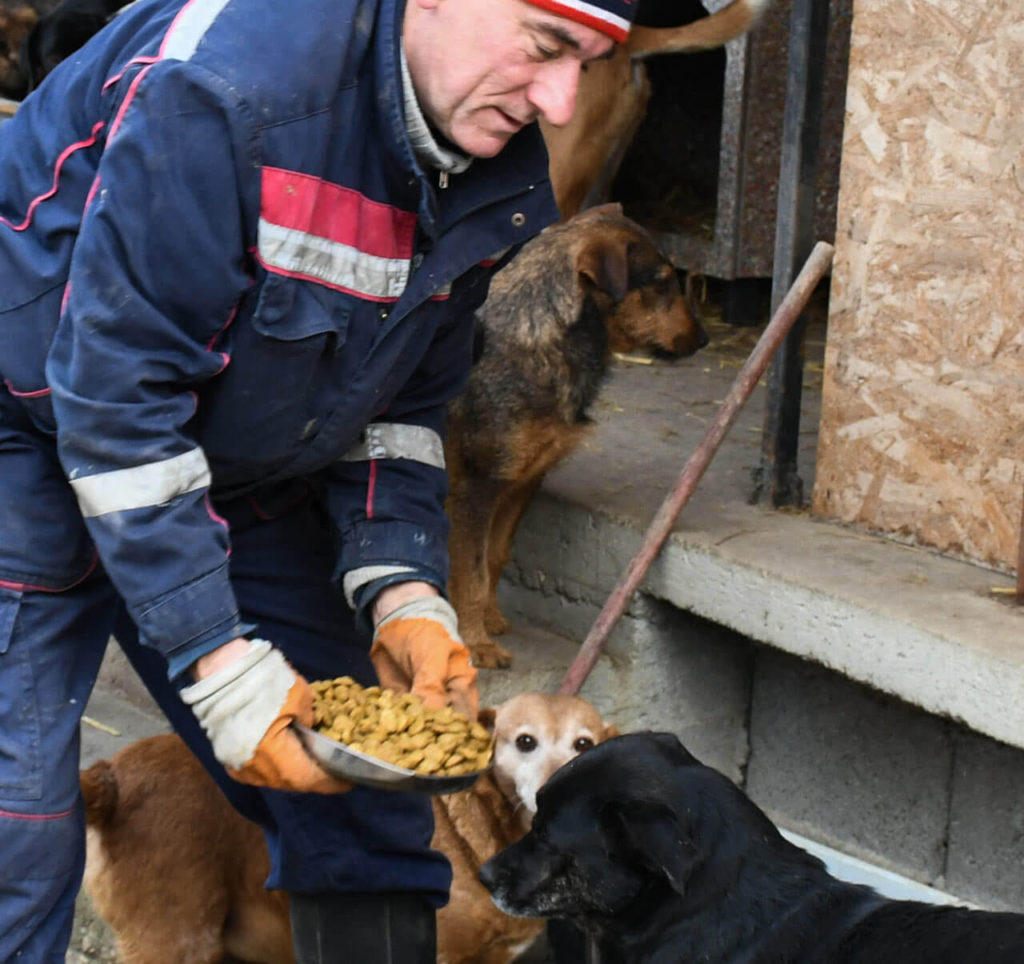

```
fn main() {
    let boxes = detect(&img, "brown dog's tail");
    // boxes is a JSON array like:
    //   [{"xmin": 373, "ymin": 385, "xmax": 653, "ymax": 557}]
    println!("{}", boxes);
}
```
[
  {"xmin": 628, "ymin": 0, "xmax": 771, "ymax": 59},
  {"xmin": 80, "ymin": 759, "xmax": 118, "ymax": 829}
]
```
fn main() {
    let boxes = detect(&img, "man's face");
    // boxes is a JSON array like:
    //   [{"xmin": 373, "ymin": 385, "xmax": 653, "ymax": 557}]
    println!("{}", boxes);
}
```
[{"xmin": 403, "ymin": 0, "xmax": 616, "ymax": 158}]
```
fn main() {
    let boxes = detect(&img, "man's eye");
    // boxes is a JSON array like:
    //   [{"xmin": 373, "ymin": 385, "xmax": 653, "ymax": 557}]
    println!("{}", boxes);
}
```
[{"xmin": 534, "ymin": 45, "xmax": 559, "ymax": 60}]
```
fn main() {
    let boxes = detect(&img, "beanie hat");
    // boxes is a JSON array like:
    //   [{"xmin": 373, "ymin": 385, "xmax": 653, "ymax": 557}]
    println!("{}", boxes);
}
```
[{"xmin": 522, "ymin": 0, "xmax": 636, "ymax": 44}]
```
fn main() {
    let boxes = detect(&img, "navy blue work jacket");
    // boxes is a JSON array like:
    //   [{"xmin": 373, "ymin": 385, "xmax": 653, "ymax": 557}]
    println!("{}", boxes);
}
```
[{"xmin": 0, "ymin": 0, "xmax": 558, "ymax": 667}]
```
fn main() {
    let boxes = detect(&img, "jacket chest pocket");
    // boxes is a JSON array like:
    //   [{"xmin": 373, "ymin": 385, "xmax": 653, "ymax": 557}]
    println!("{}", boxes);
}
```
[{"xmin": 198, "ymin": 275, "xmax": 356, "ymax": 466}]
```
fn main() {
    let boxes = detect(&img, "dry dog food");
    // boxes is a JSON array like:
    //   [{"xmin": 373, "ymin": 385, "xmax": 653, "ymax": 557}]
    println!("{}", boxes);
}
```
[{"xmin": 311, "ymin": 677, "xmax": 493, "ymax": 776}]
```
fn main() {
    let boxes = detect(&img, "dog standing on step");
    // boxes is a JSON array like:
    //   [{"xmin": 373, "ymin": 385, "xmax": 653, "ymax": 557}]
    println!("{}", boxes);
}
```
[
  {"xmin": 79, "ymin": 691, "xmax": 619, "ymax": 964},
  {"xmin": 446, "ymin": 203, "xmax": 707, "ymax": 669}
]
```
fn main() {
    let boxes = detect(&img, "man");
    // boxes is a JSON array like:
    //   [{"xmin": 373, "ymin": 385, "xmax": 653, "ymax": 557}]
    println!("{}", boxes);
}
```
[{"xmin": 0, "ymin": 0, "xmax": 634, "ymax": 958}]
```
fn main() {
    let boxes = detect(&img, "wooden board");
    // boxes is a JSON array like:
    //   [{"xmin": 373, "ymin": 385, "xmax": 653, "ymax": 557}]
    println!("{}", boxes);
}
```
[{"xmin": 813, "ymin": 0, "xmax": 1024, "ymax": 570}]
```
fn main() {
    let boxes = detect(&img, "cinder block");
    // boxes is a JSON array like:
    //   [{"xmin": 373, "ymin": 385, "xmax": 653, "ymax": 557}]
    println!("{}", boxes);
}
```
[
  {"xmin": 746, "ymin": 649, "xmax": 952, "ymax": 886},
  {"xmin": 614, "ymin": 597, "xmax": 752, "ymax": 784},
  {"xmin": 947, "ymin": 731, "xmax": 1024, "ymax": 912}
]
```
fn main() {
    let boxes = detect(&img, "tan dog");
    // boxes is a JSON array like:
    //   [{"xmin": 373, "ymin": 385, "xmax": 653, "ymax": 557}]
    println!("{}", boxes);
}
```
[
  {"xmin": 435, "ymin": 692, "xmax": 619, "ymax": 963},
  {"xmin": 79, "ymin": 692, "xmax": 619, "ymax": 964},
  {"xmin": 544, "ymin": 0, "xmax": 772, "ymax": 217},
  {"xmin": 446, "ymin": 204, "xmax": 707, "ymax": 669}
]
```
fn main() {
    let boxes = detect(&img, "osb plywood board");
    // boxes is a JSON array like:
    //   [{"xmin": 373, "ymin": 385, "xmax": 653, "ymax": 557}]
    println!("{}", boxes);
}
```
[{"xmin": 812, "ymin": 0, "xmax": 1024, "ymax": 570}]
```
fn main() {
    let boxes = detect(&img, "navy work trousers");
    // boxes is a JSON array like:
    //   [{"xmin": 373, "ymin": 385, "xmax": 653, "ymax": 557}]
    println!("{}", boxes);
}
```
[{"xmin": 0, "ymin": 487, "xmax": 450, "ymax": 962}]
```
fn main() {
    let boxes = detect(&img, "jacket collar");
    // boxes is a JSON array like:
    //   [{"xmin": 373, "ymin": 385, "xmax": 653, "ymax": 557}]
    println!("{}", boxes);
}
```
[{"xmin": 399, "ymin": 48, "xmax": 472, "ymax": 178}]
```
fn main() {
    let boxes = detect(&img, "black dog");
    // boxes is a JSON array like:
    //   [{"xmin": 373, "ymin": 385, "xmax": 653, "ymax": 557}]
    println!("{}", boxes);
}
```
[
  {"xmin": 480, "ymin": 732, "xmax": 1024, "ymax": 963},
  {"xmin": 19, "ymin": 0, "xmax": 123, "ymax": 93}
]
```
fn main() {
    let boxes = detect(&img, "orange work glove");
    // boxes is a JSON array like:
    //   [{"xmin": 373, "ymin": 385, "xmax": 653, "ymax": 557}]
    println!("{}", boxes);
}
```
[
  {"xmin": 180, "ymin": 640, "xmax": 350, "ymax": 794},
  {"xmin": 370, "ymin": 596, "xmax": 479, "ymax": 721}
]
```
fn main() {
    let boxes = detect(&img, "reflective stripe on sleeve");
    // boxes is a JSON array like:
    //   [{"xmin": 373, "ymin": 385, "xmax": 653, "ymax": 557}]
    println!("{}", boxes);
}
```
[
  {"xmin": 341, "ymin": 423, "xmax": 445, "ymax": 469},
  {"xmin": 160, "ymin": 0, "xmax": 234, "ymax": 61},
  {"xmin": 69, "ymin": 447, "xmax": 211, "ymax": 518}
]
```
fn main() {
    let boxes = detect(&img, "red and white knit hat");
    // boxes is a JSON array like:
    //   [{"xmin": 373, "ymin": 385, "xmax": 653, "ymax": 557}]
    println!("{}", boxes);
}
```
[{"xmin": 523, "ymin": 0, "xmax": 636, "ymax": 44}]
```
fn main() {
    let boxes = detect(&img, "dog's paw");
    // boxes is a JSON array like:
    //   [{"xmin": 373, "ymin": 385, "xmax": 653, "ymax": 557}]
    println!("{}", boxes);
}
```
[
  {"xmin": 484, "ymin": 606, "xmax": 510, "ymax": 636},
  {"xmin": 468, "ymin": 637, "xmax": 515, "ymax": 670}
]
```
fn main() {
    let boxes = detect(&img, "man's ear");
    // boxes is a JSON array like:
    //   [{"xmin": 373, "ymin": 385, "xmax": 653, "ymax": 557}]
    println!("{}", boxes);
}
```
[{"xmin": 609, "ymin": 800, "xmax": 700, "ymax": 897}]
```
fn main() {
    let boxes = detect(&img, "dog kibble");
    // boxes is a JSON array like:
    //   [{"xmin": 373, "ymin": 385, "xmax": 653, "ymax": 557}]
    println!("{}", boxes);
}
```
[{"xmin": 311, "ymin": 677, "xmax": 493, "ymax": 776}]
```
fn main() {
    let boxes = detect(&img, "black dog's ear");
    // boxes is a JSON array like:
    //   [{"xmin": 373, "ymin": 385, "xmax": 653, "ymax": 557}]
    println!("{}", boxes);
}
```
[
  {"xmin": 577, "ymin": 238, "xmax": 630, "ymax": 304},
  {"xmin": 607, "ymin": 800, "xmax": 700, "ymax": 898}
]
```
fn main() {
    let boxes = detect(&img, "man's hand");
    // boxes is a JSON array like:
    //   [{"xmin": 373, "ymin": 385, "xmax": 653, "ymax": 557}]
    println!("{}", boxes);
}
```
[
  {"xmin": 181, "ymin": 638, "xmax": 350, "ymax": 794},
  {"xmin": 370, "ymin": 588, "xmax": 479, "ymax": 721}
]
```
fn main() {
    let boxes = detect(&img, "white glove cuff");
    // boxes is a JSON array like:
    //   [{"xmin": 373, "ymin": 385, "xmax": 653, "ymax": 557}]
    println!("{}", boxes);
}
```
[
  {"xmin": 180, "ymin": 639, "xmax": 296, "ymax": 768},
  {"xmin": 373, "ymin": 596, "xmax": 462, "ymax": 643}
]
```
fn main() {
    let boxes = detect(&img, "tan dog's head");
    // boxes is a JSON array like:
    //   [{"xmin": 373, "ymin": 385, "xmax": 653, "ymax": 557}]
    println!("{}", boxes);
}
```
[
  {"xmin": 479, "ymin": 692, "xmax": 619, "ymax": 827},
  {"xmin": 572, "ymin": 203, "xmax": 709, "ymax": 360}
]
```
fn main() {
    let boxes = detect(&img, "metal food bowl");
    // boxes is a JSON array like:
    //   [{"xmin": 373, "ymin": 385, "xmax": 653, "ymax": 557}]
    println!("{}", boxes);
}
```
[{"xmin": 295, "ymin": 723, "xmax": 491, "ymax": 795}]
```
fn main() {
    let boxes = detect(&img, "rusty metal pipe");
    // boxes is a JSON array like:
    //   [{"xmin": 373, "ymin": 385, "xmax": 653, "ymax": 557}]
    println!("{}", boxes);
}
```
[{"xmin": 559, "ymin": 240, "xmax": 835, "ymax": 696}]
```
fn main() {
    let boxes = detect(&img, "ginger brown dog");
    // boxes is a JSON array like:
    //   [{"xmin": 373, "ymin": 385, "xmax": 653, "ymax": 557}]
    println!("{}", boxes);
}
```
[
  {"xmin": 446, "ymin": 203, "xmax": 707, "ymax": 669},
  {"xmin": 79, "ymin": 692, "xmax": 619, "ymax": 964},
  {"xmin": 543, "ymin": 0, "xmax": 771, "ymax": 218},
  {"xmin": 81, "ymin": 734, "xmax": 292, "ymax": 964}
]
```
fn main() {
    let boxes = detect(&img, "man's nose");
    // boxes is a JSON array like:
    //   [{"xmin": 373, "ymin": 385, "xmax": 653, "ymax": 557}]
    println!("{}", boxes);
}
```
[{"xmin": 528, "ymin": 59, "xmax": 582, "ymax": 128}]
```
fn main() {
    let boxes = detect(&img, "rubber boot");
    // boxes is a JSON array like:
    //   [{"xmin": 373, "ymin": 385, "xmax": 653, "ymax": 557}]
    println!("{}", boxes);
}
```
[{"xmin": 289, "ymin": 892, "xmax": 436, "ymax": 964}]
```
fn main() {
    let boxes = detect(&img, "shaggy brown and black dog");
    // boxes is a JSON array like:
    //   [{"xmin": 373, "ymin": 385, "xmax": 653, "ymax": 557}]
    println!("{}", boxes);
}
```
[{"xmin": 446, "ymin": 203, "xmax": 707, "ymax": 669}]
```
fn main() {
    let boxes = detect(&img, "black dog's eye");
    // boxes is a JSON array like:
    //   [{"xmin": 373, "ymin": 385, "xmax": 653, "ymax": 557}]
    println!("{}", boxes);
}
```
[
  {"xmin": 573, "ymin": 737, "xmax": 595, "ymax": 753},
  {"xmin": 515, "ymin": 734, "xmax": 537, "ymax": 752}
]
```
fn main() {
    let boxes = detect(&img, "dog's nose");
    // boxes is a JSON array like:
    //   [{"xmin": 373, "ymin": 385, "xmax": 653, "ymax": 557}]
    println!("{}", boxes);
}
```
[{"xmin": 667, "ymin": 323, "xmax": 709, "ymax": 357}]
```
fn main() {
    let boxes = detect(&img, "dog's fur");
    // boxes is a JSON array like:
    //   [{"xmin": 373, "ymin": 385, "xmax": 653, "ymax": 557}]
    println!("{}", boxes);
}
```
[
  {"xmin": 18, "ymin": 0, "xmax": 124, "ymax": 92},
  {"xmin": 481, "ymin": 731, "xmax": 1024, "ymax": 963},
  {"xmin": 80, "ymin": 692, "xmax": 619, "ymax": 964},
  {"xmin": 446, "ymin": 204, "xmax": 707, "ymax": 669},
  {"xmin": 543, "ymin": 0, "xmax": 772, "ymax": 218},
  {"xmin": 435, "ymin": 692, "xmax": 620, "ymax": 963},
  {"xmin": 81, "ymin": 733, "xmax": 292, "ymax": 964},
  {"xmin": 0, "ymin": 1, "xmax": 39, "ymax": 98}
]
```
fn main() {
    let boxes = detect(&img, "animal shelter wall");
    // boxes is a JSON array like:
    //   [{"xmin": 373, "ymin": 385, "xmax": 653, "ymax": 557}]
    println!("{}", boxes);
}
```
[{"xmin": 812, "ymin": 0, "xmax": 1024, "ymax": 570}]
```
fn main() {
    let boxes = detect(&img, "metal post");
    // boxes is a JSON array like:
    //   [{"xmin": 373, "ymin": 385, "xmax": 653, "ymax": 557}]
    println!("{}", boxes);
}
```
[
  {"xmin": 560, "ymin": 242, "xmax": 835, "ymax": 697},
  {"xmin": 752, "ymin": 0, "xmax": 831, "ymax": 507}
]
